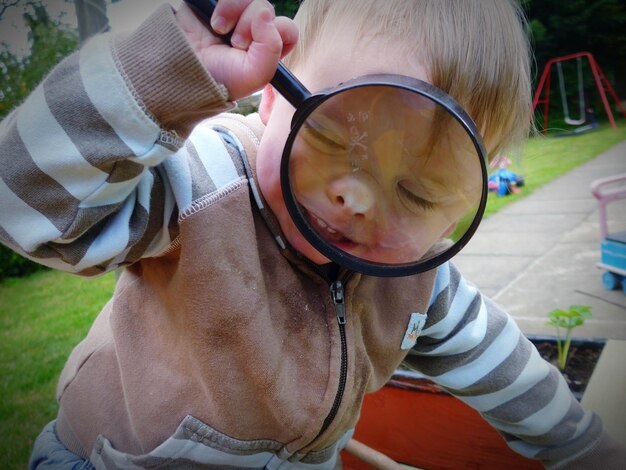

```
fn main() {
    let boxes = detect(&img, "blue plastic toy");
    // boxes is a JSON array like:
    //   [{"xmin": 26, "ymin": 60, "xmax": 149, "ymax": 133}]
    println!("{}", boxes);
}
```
[{"xmin": 488, "ymin": 168, "xmax": 525, "ymax": 196}]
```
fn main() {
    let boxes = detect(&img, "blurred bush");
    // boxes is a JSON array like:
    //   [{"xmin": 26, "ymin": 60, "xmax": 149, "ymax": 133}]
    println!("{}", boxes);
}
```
[{"xmin": 0, "ymin": 245, "xmax": 47, "ymax": 281}]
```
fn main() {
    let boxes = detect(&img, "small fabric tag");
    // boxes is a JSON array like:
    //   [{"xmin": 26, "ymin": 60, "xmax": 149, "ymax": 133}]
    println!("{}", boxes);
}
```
[{"xmin": 400, "ymin": 312, "xmax": 428, "ymax": 350}]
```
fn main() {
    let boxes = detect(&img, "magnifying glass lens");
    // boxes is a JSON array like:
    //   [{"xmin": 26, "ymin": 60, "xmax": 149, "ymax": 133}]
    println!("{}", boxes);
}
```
[{"xmin": 284, "ymin": 82, "xmax": 487, "ymax": 275}]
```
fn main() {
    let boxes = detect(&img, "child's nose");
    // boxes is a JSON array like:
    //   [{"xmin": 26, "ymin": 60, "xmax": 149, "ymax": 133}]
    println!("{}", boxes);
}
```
[{"xmin": 328, "ymin": 176, "xmax": 375, "ymax": 219}]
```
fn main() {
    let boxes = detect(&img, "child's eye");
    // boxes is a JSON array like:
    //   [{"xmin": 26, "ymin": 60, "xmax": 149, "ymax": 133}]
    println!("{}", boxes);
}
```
[
  {"xmin": 301, "ymin": 121, "xmax": 347, "ymax": 153},
  {"xmin": 398, "ymin": 183, "xmax": 435, "ymax": 212}
]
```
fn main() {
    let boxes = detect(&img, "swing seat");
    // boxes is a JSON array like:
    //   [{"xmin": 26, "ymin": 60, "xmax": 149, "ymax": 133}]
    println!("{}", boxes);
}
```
[
  {"xmin": 557, "ymin": 59, "xmax": 586, "ymax": 127},
  {"xmin": 564, "ymin": 117, "xmax": 586, "ymax": 126}
]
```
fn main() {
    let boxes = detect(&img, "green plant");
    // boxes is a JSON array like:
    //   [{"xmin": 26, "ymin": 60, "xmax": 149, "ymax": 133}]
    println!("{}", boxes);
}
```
[{"xmin": 545, "ymin": 305, "xmax": 593, "ymax": 371}]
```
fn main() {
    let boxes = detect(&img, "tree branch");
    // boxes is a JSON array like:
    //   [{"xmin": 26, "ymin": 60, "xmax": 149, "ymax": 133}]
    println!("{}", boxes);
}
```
[{"xmin": 0, "ymin": 0, "xmax": 21, "ymax": 21}]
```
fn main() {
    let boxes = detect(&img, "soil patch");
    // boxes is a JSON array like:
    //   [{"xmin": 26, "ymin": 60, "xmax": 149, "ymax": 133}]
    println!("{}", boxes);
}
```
[
  {"xmin": 529, "ymin": 336, "xmax": 606, "ymax": 399},
  {"xmin": 395, "ymin": 336, "xmax": 605, "ymax": 400}
]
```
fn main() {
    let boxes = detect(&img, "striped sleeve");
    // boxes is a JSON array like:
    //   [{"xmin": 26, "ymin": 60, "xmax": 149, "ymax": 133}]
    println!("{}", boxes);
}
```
[
  {"xmin": 404, "ymin": 262, "xmax": 606, "ymax": 469},
  {"xmin": 0, "ymin": 6, "xmax": 234, "ymax": 276}
]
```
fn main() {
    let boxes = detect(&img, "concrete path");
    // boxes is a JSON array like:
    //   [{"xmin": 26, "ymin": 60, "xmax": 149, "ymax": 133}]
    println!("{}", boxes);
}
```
[
  {"xmin": 580, "ymin": 339, "xmax": 626, "ymax": 447},
  {"xmin": 454, "ymin": 139, "xmax": 626, "ymax": 447},
  {"xmin": 454, "ymin": 139, "xmax": 626, "ymax": 340}
]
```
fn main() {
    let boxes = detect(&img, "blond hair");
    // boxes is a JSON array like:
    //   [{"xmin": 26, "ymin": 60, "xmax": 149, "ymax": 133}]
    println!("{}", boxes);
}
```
[{"xmin": 284, "ymin": 0, "xmax": 532, "ymax": 159}]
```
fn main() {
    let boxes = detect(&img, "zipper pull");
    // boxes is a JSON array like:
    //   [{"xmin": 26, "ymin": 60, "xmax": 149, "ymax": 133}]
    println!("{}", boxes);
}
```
[{"xmin": 330, "ymin": 280, "xmax": 346, "ymax": 325}]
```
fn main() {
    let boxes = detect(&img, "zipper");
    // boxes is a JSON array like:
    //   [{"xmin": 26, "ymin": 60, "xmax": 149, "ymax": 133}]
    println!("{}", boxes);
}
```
[
  {"xmin": 330, "ymin": 280, "xmax": 346, "ymax": 325},
  {"xmin": 316, "ymin": 278, "xmax": 349, "ymax": 438}
]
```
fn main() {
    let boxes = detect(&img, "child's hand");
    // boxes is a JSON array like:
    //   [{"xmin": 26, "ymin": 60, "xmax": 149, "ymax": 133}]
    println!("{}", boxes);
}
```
[{"xmin": 177, "ymin": 0, "xmax": 298, "ymax": 101}]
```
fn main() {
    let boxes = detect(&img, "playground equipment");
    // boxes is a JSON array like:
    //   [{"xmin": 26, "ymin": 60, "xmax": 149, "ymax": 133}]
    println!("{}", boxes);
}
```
[
  {"xmin": 533, "ymin": 52, "xmax": 626, "ymax": 134},
  {"xmin": 557, "ymin": 58, "xmax": 585, "ymax": 125},
  {"xmin": 591, "ymin": 174, "xmax": 626, "ymax": 293}
]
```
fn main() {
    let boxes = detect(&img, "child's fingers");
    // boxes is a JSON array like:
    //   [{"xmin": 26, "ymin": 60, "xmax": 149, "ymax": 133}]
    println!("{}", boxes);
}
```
[
  {"xmin": 229, "ymin": 0, "xmax": 276, "ymax": 50},
  {"xmin": 273, "ymin": 16, "xmax": 298, "ymax": 58},
  {"xmin": 209, "ymin": 0, "xmax": 296, "ymax": 56},
  {"xmin": 210, "ymin": 0, "xmax": 261, "ymax": 36},
  {"xmin": 183, "ymin": 0, "xmax": 297, "ymax": 100},
  {"xmin": 243, "ymin": 7, "xmax": 283, "ymax": 78}
]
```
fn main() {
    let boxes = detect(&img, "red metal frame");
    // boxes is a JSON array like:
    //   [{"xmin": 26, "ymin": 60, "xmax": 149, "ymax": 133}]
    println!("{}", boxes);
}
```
[{"xmin": 532, "ymin": 52, "xmax": 626, "ymax": 133}]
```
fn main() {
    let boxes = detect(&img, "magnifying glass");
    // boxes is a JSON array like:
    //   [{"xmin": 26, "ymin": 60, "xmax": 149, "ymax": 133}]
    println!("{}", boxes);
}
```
[{"xmin": 186, "ymin": 0, "xmax": 488, "ymax": 277}]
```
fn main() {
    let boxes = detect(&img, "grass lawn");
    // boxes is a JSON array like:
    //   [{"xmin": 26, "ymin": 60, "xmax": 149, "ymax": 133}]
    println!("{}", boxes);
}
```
[
  {"xmin": 0, "ymin": 122, "xmax": 625, "ymax": 468},
  {"xmin": 484, "ymin": 123, "xmax": 626, "ymax": 217},
  {"xmin": 0, "ymin": 271, "xmax": 115, "ymax": 468}
]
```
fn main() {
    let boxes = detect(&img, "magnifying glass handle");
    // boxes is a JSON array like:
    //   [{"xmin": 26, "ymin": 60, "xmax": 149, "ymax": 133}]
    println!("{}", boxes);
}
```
[{"xmin": 184, "ymin": 0, "xmax": 310, "ymax": 107}]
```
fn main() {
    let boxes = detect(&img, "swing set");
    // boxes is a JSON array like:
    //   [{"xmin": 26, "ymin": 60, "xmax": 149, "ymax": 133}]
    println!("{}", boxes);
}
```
[{"xmin": 532, "ymin": 52, "xmax": 626, "ymax": 134}]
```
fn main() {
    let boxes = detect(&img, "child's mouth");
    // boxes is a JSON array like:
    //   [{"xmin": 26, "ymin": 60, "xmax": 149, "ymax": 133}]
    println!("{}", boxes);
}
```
[{"xmin": 304, "ymin": 210, "xmax": 357, "ymax": 250}]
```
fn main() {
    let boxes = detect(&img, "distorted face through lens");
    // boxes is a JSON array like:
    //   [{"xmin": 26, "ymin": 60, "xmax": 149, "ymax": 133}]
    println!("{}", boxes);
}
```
[{"xmin": 287, "ymin": 85, "xmax": 484, "ymax": 265}]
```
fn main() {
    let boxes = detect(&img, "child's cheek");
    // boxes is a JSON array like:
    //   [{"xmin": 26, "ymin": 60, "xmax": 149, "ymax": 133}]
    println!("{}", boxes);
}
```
[
  {"xmin": 441, "ymin": 223, "xmax": 457, "ymax": 238},
  {"xmin": 280, "ymin": 215, "xmax": 330, "ymax": 264}
]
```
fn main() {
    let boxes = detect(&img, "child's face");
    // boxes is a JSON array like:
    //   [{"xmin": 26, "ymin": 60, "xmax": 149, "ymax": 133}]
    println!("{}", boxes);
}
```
[{"xmin": 257, "ymin": 38, "xmax": 482, "ymax": 266}]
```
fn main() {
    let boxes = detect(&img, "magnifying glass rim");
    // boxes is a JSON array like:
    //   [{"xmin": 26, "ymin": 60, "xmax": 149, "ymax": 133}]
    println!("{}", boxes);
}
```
[{"xmin": 280, "ymin": 73, "xmax": 489, "ymax": 277}]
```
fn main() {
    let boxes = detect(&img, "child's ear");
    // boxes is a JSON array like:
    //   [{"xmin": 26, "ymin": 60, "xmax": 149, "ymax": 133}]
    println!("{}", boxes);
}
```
[{"xmin": 259, "ymin": 85, "xmax": 276, "ymax": 125}]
